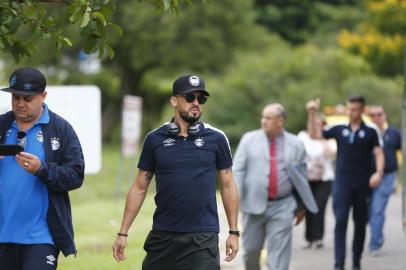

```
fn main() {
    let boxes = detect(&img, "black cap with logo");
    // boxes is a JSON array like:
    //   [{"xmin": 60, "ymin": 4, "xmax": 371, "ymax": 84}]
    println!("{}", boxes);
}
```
[
  {"xmin": 1, "ymin": 67, "xmax": 46, "ymax": 96},
  {"xmin": 172, "ymin": 75, "xmax": 210, "ymax": 96}
]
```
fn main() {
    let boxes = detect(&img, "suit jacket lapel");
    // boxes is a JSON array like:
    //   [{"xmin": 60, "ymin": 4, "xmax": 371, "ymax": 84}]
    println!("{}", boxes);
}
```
[
  {"xmin": 259, "ymin": 130, "xmax": 270, "ymax": 160},
  {"xmin": 283, "ymin": 131, "xmax": 292, "ymax": 163}
]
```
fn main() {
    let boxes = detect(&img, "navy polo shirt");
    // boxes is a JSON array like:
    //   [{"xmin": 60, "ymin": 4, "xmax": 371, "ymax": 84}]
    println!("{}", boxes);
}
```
[
  {"xmin": 0, "ymin": 104, "xmax": 53, "ymax": 244},
  {"xmin": 138, "ymin": 122, "xmax": 233, "ymax": 233},
  {"xmin": 372, "ymin": 126, "xmax": 401, "ymax": 173},
  {"xmin": 323, "ymin": 122, "xmax": 380, "ymax": 188}
]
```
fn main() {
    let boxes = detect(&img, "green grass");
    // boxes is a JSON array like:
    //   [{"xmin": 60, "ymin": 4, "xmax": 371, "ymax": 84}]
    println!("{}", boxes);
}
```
[{"xmin": 58, "ymin": 145, "xmax": 156, "ymax": 270}]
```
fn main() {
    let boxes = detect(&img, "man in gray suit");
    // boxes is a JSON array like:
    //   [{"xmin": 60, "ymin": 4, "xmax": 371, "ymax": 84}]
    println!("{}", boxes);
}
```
[{"xmin": 233, "ymin": 103, "xmax": 318, "ymax": 270}]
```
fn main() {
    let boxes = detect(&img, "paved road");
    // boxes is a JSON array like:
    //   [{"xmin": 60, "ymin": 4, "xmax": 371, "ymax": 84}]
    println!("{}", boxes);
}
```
[{"xmin": 218, "ymin": 192, "xmax": 406, "ymax": 270}]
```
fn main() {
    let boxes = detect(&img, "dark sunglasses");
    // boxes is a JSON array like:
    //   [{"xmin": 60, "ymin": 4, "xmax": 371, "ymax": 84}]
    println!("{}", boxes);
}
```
[
  {"xmin": 17, "ymin": 131, "xmax": 27, "ymax": 150},
  {"xmin": 181, "ymin": 93, "xmax": 208, "ymax": 104}
]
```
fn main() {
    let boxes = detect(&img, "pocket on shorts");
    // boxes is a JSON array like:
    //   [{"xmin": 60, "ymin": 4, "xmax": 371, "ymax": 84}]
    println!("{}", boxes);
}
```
[
  {"xmin": 192, "ymin": 233, "xmax": 219, "ymax": 261},
  {"xmin": 206, "ymin": 245, "xmax": 219, "ymax": 258},
  {"xmin": 205, "ymin": 246, "xmax": 220, "ymax": 270},
  {"xmin": 192, "ymin": 232, "xmax": 218, "ymax": 247},
  {"xmin": 143, "ymin": 231, "xmax": 153, "ymax": 252},
  {"xmin": 143, "ymin": 230, "xmax": 174, "ymax": 253}
]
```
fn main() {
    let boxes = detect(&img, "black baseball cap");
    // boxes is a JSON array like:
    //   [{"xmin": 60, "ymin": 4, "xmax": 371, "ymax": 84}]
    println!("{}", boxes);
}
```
[
  {"xmin": 1, "ymin": 67, "xmax": 46, "ymax": 96},
  {"xmin": 172, "ymin": 75, "xmax": 210, "ymax": 96}
]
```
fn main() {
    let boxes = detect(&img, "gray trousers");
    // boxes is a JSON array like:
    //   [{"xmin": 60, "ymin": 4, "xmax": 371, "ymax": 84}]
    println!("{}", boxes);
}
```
[{"xmin": 242, "ymin": 195, "xmax": 296, "ymax": 270}]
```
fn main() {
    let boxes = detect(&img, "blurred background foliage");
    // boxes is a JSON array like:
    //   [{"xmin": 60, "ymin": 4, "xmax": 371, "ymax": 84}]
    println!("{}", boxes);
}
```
[
  {"xmin": 0, "ymin": 0, "xmax": 404, "ymax": 148},
  {"xmin": 206, "ymin": 41, "xmax": 401, "ymax": 147},
  {"xmin": 1, "ymin": 1, "xmax": 404, "ymax": 269},
  {"xmin": 338, "ymin": 0, "xmax": 406, "ymax": 76}
]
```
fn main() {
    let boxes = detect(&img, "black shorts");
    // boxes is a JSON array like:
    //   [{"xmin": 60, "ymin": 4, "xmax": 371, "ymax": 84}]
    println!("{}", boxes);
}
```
[
  {"xmin": 142, "ymin": 230, "xmax": 220, "ymax": 270},
  {"xmin": 0, "ymin": 243, "xmax": 59, "ymax": 270}
]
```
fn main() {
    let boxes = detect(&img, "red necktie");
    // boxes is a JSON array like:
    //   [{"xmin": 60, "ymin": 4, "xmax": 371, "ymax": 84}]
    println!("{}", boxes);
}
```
[{"xmin": 268, "ymin": 138, "xmax": 278, "ymax": 199}]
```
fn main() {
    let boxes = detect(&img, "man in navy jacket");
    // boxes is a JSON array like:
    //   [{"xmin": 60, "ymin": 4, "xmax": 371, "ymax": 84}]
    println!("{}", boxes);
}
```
[{"xmin": 0, "ymin": 67, "xmax": 84, "ymax": 269}]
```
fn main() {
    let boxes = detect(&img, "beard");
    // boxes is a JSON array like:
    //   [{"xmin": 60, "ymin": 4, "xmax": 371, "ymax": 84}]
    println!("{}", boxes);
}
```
[{"xmin": 180, "ymin": 109, "xmax": 201, "ymax": 124}]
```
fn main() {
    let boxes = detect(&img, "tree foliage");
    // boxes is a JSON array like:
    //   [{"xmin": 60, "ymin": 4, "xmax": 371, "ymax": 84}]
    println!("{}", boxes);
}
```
[
  {"xmin": 254, "ymin": 0, "xmax": 363, "ymax": 44},
  {"xmin": 2, "ymin": 0, "xmax": 402, "ymax": 145},
  {"xmin": 6, "ymin": 0, "xmax": 269, "ymax": 141},
  {"xmin": 104, "ymin": 0, "xmax": 270, "ymax": 138},
  {"xmin": 338, "ymin": 0, "xmax": 406, "ymax": 76},
  {"xmin": 205, "ymin": 39, "xmax": 402, "ymax": 147},
  {"xmin": 0, "ymin": 0, "xmax": 120, "ymax": 61},
  {"xmin": 0, "ymin": 0, "xmax": 200, "ymax": 62}
]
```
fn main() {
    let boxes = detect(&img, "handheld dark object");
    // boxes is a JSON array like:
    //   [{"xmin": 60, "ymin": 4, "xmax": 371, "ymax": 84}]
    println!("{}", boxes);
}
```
[{"xmin": 0, "ymin": 144, "xmax": 24, "ymax": 156}]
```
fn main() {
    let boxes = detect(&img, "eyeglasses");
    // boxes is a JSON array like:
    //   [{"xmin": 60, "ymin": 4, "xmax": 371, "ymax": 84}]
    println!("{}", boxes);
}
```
[
  {"xmin": 369, "ymin": 112, "xmax": 383, "ymax": 117},
  {"xmin": 180, "ymin": 93, "xmax": 208, "ymax": 104},
  {"xmin": 17, "ymin": 131, "xmax": 27, "ymax": 150}
]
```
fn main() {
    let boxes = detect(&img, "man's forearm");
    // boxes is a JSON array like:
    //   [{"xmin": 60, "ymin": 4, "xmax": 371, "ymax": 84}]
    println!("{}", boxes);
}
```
[
  {"xmin": 375, "ymin": 148, "xmax": 385, "ymax": 175},
  {"xmin": 119, "ymin": 172, "xmax": 151, "ymax": 234},
  {"xmin": 119, "ymin": 185, "xmax": 147, "ymax": 233},
  {"xmin": 221, "ymin": 187, "xmax": 239, "ymax": 230},
  {"xmin": 219, "ymin": 170, "xmax": 239, "ymax": 230},
  {"xmin": 307, "ymin": 111, "xmax": 322, "ymax": 139}
]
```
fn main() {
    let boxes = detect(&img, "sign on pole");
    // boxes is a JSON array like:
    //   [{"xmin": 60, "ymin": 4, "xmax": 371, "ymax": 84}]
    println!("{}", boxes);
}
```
[
  {"xmin": 121, "ymin": 95, "xmax": 143, "ymax": 158},
  {"xmin": 116, "ymin": 95, "xmax": 142, "ymax": 199}
]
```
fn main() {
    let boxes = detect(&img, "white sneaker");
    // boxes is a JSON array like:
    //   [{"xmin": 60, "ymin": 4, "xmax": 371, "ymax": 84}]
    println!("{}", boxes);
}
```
[
  {"xmin": 369, "ymin": 249, "xmax": 380, "ymax": 257},
  {"xmin": 301, "ymin": 241, "xmax": 312, "ymax": 249}
]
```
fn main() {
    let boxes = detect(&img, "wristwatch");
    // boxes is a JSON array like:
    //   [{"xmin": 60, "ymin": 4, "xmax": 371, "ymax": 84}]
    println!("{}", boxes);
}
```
[{"xmin": 229, "ymin": 230, "xmax": 240, "ymax": 237}]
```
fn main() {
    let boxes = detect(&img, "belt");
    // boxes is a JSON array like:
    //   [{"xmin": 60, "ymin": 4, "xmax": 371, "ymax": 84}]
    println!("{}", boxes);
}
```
[{"xmin": 268, "ymin": 193, "xmax": 291, "ymax": 202}]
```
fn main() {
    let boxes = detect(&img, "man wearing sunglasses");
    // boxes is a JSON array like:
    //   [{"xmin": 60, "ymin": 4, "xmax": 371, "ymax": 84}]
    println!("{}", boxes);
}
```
[
  {"xmin": 0, "ymin": 67, "xmax": 85, "ymax": 269},
  {"xmin": 367, "ymin": 105, "xmax": 401, "ymax": 257},
  {"xmin": 113, "ymin": 75, "xmax": 239, "ymax": 270},
  {"xmin": 307, "ymin": 96, "xmax": 384, "ymax": 270}
]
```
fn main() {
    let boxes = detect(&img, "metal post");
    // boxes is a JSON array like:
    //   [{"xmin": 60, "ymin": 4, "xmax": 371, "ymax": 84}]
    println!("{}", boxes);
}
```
[
  {"xmin": 115, "ymin": 154, "xmax": 125, "ymax": 201},
  {"xmin": 402, "ymin": 46, "xmax": 406, "ymax": 230}
]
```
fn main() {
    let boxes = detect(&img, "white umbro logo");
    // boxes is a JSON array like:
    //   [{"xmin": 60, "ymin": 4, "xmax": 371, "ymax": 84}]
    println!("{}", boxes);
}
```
[
  {"xmin": 163, "ymin": 138, "xmax": 175, "ymax": 147},
  {"xmin": 46, "ymin": 255, "xmax": 56, "ymax": 265},
  {"xmin": 163, "ymin": 138, "xmax": 175, "ymax": 144}
]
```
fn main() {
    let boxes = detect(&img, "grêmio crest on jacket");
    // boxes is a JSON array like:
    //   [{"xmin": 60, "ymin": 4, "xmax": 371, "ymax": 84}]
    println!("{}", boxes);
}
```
[{"xmin": 50, "ymin": 137, "xmax": 60, "ymax": 151}]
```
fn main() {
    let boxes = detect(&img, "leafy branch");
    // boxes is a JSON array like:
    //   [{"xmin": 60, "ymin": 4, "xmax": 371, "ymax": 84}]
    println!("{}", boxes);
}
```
[{"xmin": 0, "ymin": 0, "xmax": 205, "ymax": 62}]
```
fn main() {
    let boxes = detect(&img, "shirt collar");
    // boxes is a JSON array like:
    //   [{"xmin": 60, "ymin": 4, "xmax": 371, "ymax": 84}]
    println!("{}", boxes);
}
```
[
  {"xmin": 346, "ymin": 120, "xmax": 366, "ymax": 130},
  {"xmin": 37, "ymin": 103, "xmax": 50, "ymax": 125},
  {"xmin": 268, "ymin": 130, "xmax": 284, "ymax": 142}
]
